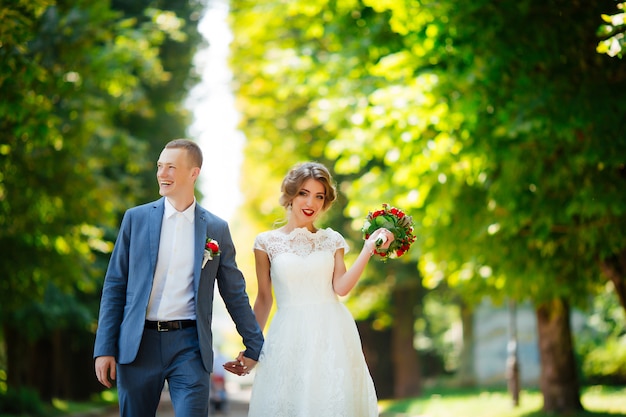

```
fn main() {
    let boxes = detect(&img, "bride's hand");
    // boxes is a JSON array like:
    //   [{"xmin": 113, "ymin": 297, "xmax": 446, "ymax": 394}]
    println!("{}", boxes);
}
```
[
  {"xmin": 366, "ymin": 228, "xmax": 394, "ymax": 253},
  {"xmin": 223, "ymin": 351, "xmax": 257, "ymax": 376}
]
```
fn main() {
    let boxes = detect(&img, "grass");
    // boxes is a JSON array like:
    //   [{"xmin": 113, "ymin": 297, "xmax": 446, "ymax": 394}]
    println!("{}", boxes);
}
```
[
  {"xmin": 378, "ymin": 385, "xmax": 626, "ymax": 417},
  {"xmin": 0, "ymin": 385, "xmax": 118, "ymax": 417},
  {"xmin": 46, "ymin": 390, "xmax": 118, "ymax": 416}
]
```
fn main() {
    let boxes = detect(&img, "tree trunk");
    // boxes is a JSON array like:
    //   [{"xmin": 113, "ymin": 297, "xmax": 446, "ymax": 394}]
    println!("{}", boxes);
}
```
[
  {"xmin": 391, "ymin": 284, "xmax": 421, "ymax": 398},
  {"xmin": 535, "ymin": 298, "xmax": 583, "ymax": 414},
  {"xmin": 357, "ymin": 321, "xmax": 393, "ymax": 399},
  {"xmin": 456, "ymin": 301, "xmax": 476, "ymax": 387},
  {"xmin": 4, "ymin": 324, "xmax": 32, "ymax": 390},
  {"xmin": 600, "ymin": 249, "xmax": 626, "ymax": 313},
  {"xmin": 4, "ymin": 323, "xmax": 102, "ymax": 402}
]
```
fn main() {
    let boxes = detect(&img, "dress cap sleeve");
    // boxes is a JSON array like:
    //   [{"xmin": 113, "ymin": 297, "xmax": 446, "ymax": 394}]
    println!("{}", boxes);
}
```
[
  {"xmin": 253, "ymin": 232, "xmax": 268, "ymax": 253},
  {"xmin": 327, "ymin": 228, "xmax": 350, "ymax": 254}
]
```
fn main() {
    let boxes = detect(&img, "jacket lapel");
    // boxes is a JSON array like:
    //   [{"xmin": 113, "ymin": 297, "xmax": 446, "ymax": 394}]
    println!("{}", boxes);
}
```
[
  {"xmin": 194, "ymin": 207, "xmax": 208, "ymax": 293},
  {"xmin": 149, "ymin": 198, "xmax": 165, "ymax": 276}
]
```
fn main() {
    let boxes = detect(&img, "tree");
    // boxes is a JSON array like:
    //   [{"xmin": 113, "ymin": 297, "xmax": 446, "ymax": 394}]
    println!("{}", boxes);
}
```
[
  {"xmin": 229, "ymin": 0, "xmax": 626, "ymax": 412},
  {"xmin": 327, "ymin": 0, "xmax": 626, "ymax": 413},
  {"xmin": 0, "ymin": 0, "xmax": 202, "ymax": 402}
]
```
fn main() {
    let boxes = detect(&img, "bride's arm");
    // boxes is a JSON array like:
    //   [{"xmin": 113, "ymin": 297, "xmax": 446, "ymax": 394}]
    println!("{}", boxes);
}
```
[
  {"xmin": 332, "ymin": 228, "xmax": 393, "ymax": 297},
  {"xmin": 253, "ymin": 249, "xmax": 273, "ymax": 331}
]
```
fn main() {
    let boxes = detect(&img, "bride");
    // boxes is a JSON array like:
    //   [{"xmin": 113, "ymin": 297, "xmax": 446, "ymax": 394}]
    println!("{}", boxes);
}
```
[{"xmin": 228, "ymin": 161, "xmax": 393, "ymax": 417}]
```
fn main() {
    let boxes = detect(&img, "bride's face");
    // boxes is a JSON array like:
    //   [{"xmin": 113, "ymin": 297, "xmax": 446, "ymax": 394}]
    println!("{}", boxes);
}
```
[{"xmin": 290, "ymin": 178, "xmax": 326, "ymax": 226}]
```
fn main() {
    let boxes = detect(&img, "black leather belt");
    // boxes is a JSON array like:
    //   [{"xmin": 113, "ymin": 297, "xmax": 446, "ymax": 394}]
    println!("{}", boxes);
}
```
[{"xmin": 145, "ymin": 320, "xmax": 196, "ymax": 332}]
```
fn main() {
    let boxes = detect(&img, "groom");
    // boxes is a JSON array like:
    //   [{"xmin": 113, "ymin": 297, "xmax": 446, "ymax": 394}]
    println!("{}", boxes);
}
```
[{"xmin": 94, "ymin": 139, "xmax": 263, "ymax": 417}]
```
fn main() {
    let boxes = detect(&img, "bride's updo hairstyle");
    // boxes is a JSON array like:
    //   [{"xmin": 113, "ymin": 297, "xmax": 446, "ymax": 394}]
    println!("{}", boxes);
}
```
[{"xmin": 280, "ymin": 162, "xmax": 337, "ymax": 211}]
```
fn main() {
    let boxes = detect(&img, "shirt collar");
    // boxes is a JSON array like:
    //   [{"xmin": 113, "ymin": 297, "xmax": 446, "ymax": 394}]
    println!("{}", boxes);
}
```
[{"xmin": 164, "ymin": 197, "xmax": 196, "ymax": 223}]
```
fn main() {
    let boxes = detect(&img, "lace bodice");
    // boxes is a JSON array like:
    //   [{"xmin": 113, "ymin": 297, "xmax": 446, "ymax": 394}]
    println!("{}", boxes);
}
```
[
  {"xmin": 254, "ymin": 227, "xmax": 349, "ymax": 260},
  {"xmin": 253, "ymin": 228, "xmax": 349, "ymax": 308}
]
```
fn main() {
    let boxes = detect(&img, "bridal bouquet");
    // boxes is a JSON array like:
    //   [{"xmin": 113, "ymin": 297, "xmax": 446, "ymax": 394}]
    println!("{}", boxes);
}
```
[{"xmin": 361, "ymin": 203, "xmax": 416, "ymax": 261}]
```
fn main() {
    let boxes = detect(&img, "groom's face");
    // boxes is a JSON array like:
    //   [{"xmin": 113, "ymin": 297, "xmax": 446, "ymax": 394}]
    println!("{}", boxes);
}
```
[{"xmin": 156, "ymin": 147, "xmax": 199, "ymax": 200}]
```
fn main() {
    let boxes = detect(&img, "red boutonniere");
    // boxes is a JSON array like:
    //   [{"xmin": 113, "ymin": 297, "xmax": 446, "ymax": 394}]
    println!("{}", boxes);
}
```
[{"xmin": 203, "ymin": 237, "xmax": 220, "ymax": 268}]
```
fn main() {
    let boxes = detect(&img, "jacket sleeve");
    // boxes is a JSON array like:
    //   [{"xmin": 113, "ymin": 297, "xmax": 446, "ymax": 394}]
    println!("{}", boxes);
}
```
[
  {"xmin": 93, "ymin": 210, "xmax": 132, "ymax": 359},
  {"xmin": 215, "ymin": 222, "xmax": 264, "ymax": 360}
]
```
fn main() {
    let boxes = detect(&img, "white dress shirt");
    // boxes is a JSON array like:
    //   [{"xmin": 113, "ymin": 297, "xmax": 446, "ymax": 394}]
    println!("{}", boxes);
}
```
[{"xmin": 146, "ymin": 198, "xmax": 196, "ymax": 321}]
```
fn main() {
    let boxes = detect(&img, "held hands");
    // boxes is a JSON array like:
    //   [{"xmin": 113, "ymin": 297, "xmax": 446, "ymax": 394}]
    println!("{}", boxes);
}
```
[
  {"xmin": 364, "ymin": 228, "xmax": 395, "ymax": 256},
  {"xmin": 223, "ymin": 351, "xmax": 258, "ymax": 377}
]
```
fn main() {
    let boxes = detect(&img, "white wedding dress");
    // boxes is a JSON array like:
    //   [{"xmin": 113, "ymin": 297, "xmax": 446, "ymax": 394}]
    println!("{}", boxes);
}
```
[{"xmin": 247, "ymin": 227, "xmax": 378, "ymax": 417}]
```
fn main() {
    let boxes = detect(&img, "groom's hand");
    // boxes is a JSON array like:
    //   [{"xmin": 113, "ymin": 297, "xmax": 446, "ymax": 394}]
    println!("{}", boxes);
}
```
[
  {"xmin": 223, "ymin": 352, "xmax": 258, "ymax": 376},
  {"xmin": 95, "ymin": 356, "xmax": 116, "ymax": 388}
]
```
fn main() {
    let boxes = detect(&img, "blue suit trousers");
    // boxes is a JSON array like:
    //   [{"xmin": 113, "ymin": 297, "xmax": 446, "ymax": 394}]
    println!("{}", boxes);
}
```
[{"xmin": 117, "ymin": 326, "xmax": 211, "ymax": 417}]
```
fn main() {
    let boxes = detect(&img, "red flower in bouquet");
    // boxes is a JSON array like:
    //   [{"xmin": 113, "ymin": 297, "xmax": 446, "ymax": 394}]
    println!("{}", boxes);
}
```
[{"xmin": 361, "ymin": 203, "xmax": 416, "ymax": 261}]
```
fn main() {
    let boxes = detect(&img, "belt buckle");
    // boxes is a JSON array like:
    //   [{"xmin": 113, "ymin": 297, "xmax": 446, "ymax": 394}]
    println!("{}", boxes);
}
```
[{"xmin": 157, "ymin": 321, "xmax": 169, "ymax": 332}]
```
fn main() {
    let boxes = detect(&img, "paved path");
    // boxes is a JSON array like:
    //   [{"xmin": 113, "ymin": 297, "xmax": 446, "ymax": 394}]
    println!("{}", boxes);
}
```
[
  {"xmin": 97, "ymin": 384, "xmax": 251, "ymax": 417},
  {"xmin": 157, "ymin": 390, "xmax": 249, "ymax": 417},
  {"xmin": 81, "ymin": 383, "xmax": 404, "ymax": 417}
]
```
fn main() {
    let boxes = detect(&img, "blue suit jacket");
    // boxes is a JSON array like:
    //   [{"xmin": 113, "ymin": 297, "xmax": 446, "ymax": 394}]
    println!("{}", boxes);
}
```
[{"xmin": 93, "ymin": 197, "xmax": 263, "ymax": 371}]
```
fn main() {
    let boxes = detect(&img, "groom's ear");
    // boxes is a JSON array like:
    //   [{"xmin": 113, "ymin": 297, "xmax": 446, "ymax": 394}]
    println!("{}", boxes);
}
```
[{"xmin": 191, "ymin": 166, "xmax": 201, "ymax": 182}]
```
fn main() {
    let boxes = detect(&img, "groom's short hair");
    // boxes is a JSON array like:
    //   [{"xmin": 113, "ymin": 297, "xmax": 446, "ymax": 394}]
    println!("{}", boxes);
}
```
[{"xmin": 165, "ymin": 138, "xmax": 203, "ymax": 169}]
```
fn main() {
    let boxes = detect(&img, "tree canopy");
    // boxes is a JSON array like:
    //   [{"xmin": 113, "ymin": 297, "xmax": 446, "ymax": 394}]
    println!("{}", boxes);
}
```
[
  {"xmin": 230, "ymin": 0, "xmax": 626, "ymax": 312},
  {"xmin": 597, "ymin": 1, "xmax": 626, "ymax": 58},
  {"xmin": 229, "ymin": 0, "xmax": 626, "ymax": 409},
  {"xmin": 0, "ymin": 0, "xmax": 203, "ymax": 401}
]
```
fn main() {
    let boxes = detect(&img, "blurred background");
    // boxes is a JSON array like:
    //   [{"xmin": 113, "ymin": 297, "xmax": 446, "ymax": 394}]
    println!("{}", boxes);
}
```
[{"xmin": 1, "ymin": 0, "xmax": 626, "ymax": 415}]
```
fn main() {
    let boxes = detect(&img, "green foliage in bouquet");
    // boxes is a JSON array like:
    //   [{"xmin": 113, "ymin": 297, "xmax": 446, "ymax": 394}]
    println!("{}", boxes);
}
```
[{"xmin": 361, "ymin": 203, "xmax": 416, "ymax": 261}]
